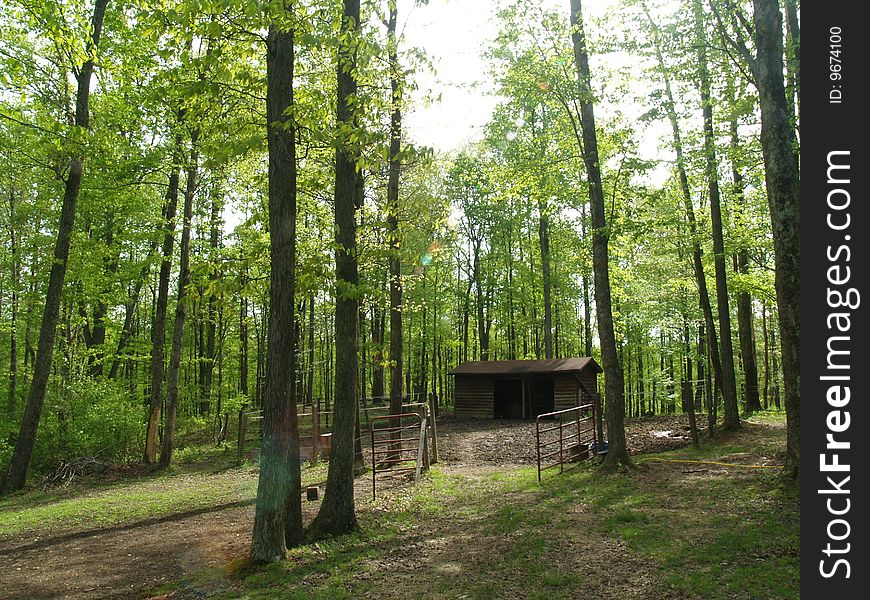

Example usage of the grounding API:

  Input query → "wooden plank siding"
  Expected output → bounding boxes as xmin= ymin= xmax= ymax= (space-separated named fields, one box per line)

xmin=578 ymin=372 xmax=598 ymax=400
xmin=454 ymin=376 xmax=494 ymax=418
xmin=554 ymin=375 xmax=579 ymax=411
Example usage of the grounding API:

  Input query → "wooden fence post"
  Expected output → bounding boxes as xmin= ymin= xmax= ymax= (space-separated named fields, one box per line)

xmin=237 ymin=409 xmax=247 ymax=462
xmin=428 ymin=392 xmax=439 ymax=465
xmin=312 ymin=401 xmax=320 ymax=465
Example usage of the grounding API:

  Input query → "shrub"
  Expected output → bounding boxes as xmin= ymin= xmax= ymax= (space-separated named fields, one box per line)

xmin=28 ymin=379 xmax=145 ymax=473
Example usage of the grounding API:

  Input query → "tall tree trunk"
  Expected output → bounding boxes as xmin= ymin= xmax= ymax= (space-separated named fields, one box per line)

xmin=108 ymin=239 xmax=158 ymax=380
xmin=239 ymin=256 xmax=249 ymax=399
xmin=683 ymin=314 xmax=700 ymax=448
xmin=251 ymin=12 xmax=303 ymax=562
xmin=579 ymin=203 xmax=593 ymax=356
xmin=569 ymin=0 xmax=628 ymax=466
xmin=539 ymin=207 xmax=553 ymax=359
xmin=642 ymin=2 xmax=726 ymax=429
xmin=729 ymin=117 xmax=761 ymax=413
xmin=473 ymin=242 xmax=489 ymax=360
xmin=359 ymin=304 xmax=367 ymax=401
xmin=752 ymin=0 xmax=800 ymax=477
xmin=160 ymin=133 xmax=198 ymax=468
xmin=637 ymin=342 xmax=645 ymax=415
xmin=2 ymin=0 xmax=109 ymax=493
xmin=8 ymin=184 xmax=19 ymax=414
xmin=370 ymin=300 xmax=385 ymax=400
xmin=761 ymin=302 xmax=769 ymax=409
xmin=693 ymin=0 xmax=739 ymax=429
xmin=200 ymin=187 xmax=221 ymax=413
xmin=462 ymin=279 xmax=471 ymax=363
xmin=145 ymin=153 xmax=181 ymax=464
xmin=507 ymin=224 xmax=516 ymax=360
xmin=784 ymin=0 xmax=800 ymax=140
xmin=87 ymin=215 xmax=117 ymax=378
xmin=308 ymin=0 xmax=361 ymax=538
xmin=385 ymin=3 xmax=404 ymax=416
xmin=307 ymin=292 xmax=316 ymax=405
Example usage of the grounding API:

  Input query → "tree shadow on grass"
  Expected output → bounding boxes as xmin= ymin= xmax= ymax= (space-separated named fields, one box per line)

xmin=0 ymin=498 xmax=255 ymax=555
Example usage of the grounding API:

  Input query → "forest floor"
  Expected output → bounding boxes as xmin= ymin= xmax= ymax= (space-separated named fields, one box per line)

xmin=0 ymin=413 xmax=798 ymax=599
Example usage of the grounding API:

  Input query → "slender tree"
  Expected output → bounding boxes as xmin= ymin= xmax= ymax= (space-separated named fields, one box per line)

xmin=159 ymin=130 xmax=199 ymax=468
xmin=145 ymin=145 xmax=181 ymax=464
xmin=569 ymin=0 xmax=628 ymax=466
xmin=729 ymin=113 xmax=761 ymax=413
xmin=2 ymin=0 xmax=110 ymax=493
xmin=693 ymin=0 xmax=739 ymax=429
xmin=386 ymin=1 xmax=404 ymax=416
xmin=7 ymin=183 xmax=19 ymax=414
xmin=641 ymin=2 xmax=727 ymax=431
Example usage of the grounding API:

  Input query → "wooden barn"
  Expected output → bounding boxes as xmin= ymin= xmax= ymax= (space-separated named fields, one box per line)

xmin=449 ymin=358 xmax=602 ymax=419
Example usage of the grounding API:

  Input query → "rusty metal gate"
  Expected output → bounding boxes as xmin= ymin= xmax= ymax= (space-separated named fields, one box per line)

xmin=369 ymin=412 xmax=428 ymax=499
xmin=535 ymin=403 xmax=597 ymax=481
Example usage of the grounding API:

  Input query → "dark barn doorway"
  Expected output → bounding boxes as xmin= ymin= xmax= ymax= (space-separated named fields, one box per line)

xmin=494 ymin=378 xmax=524 ymax=418
xmin=529 ymin=377 xmax=554 ymax=417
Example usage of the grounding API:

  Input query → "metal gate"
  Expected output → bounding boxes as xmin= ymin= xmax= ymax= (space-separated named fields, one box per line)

xmin=369 ymin=412 xmax=429 ymax=499
xmin=535 ymin=403 xmax=597 ymax=481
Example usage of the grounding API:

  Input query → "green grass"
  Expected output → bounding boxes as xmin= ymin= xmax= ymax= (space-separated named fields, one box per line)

xmin=0 ymin=468 xmax=258 ymax=536
xmin=0 ymin=457 xmax=329 ymax=538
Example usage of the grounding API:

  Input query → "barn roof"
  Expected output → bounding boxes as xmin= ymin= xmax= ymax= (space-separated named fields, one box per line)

xmin=449 ymin=357 xmax=602 ymax=376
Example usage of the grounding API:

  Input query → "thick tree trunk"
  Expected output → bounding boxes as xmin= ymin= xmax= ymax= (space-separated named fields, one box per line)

xmin=752 ymin=0 xmax=800 ymax=477
xmin=251 ymin=15 xmax=303 ymax=562
xmin=784 ymin=0 xmax=800 ymax=138
xmin=2 ymin=0 xmax=109 ymax=493
xmin=307 ymin=0 xmax=361 ymax=539
xmin=694 ymin=0 xmax=739 ymax=430
xmin=569 ymin=0 xmax=628 ymax=466
xmin=579 ymin=203 xmax=593 ymax=356
xmin=159 ymin=137 xmax=198 ymax=468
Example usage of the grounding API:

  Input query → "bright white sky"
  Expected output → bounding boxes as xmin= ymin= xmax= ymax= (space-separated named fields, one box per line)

xmin=397 ymin=0 xmax=624 ymax=153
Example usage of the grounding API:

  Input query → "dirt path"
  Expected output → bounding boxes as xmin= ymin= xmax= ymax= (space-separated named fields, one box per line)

xmin=0 ymin=415 xmax=717 ymax=599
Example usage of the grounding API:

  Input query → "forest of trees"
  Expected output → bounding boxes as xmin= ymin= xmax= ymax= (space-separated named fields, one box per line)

xmin=0 ymin=0 xmax=798 ymax=559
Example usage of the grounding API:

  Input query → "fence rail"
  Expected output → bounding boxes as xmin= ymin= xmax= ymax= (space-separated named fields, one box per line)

xmin=237 ymin=399 xmax=439 ymax=469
